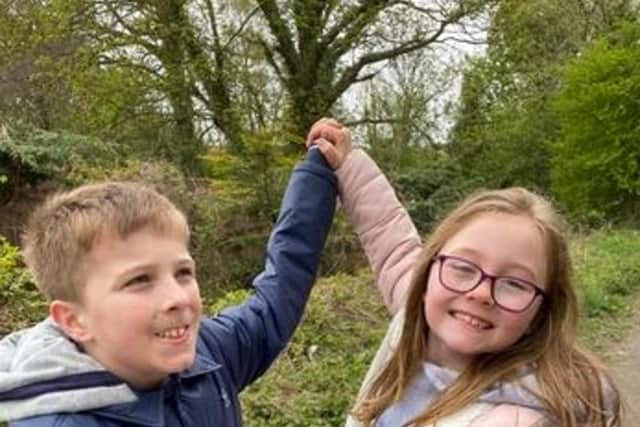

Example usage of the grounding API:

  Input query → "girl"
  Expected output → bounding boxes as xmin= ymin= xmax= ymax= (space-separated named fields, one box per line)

xmin=307 ymin=119 xmax=621 ymax=427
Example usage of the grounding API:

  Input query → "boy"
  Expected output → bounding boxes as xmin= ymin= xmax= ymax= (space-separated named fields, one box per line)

xmin=0 ymin=129 xmax=351 ymax=426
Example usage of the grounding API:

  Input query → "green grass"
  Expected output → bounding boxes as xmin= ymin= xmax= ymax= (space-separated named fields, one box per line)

xmin=572 ymin=229 xmax=640 ymax=350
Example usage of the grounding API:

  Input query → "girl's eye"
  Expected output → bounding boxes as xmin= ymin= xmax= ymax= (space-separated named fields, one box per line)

xmin=500 ymin=278 xmax=532 ymax=293
xmin=448 ymin=262 xmax=476 ymax=276
xmin=124 ymin=274 xmax=151 ymax=288
xmin=176 ymin=267 xmax=194 ymax=280
xmin=452 ymin=264 xmax=475 ymax=273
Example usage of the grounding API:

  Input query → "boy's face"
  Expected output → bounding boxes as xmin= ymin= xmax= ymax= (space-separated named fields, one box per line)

xmin=74 ymin=225 xmax=202 ymax=389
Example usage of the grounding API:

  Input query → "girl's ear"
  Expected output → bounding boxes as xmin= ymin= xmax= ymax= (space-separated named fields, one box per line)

xmin=50 ymin=300 xmax=93 ymax=343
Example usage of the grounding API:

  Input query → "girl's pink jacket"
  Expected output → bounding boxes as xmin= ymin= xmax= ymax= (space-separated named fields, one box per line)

xmin=336 ymin=149 xmax=546 ymax=427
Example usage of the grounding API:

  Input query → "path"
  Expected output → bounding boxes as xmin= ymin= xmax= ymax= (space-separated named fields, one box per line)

xmin=606 ymin=313 xmax=640 ymax=421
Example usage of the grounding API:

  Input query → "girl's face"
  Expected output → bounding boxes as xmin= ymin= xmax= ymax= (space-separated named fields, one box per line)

xmin=423 ymin=212 xmax=547 ymax=371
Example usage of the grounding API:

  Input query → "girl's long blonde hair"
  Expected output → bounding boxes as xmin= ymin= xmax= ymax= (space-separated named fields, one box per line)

xmin=353 ymin=187 xmax=620 ymax=426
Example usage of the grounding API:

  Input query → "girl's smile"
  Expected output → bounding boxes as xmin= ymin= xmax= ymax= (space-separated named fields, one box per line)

xmin=423 ymin=212 xmax=547 ymax=371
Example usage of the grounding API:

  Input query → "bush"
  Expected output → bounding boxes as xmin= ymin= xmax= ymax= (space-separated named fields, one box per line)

xmin=194 ymin=139 xmax=366 ymax=294
xmin=206 ymin=272 xmax=388 ymax=426
xmin=0 ymin=237 xmax=46 ymax=336
xmin=383 ymin=148 xmax=478 ymax=234
xmin=0 ymin=121 xmax=119 ymax=204
xmin=573 ymin=229 xmax=640 ymax=312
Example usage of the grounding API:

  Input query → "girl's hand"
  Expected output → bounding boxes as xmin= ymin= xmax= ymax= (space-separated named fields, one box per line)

xmin=305 ymin=118 xmax=352 ymax=170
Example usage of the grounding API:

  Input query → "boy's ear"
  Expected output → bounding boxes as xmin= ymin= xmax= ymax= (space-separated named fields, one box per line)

xmin=50 ymin=300 xmax=92 ymax=342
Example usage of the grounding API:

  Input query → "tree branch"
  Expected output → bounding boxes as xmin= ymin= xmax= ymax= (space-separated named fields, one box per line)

xmin=223 ymin=6 xmax=261 ymax=52
xmin=320 ymin=0 xmax=392 ymax=49
xmin=258 ymin=37 xmax=285 ymax=84
xmin=329 ymin=8 xmax=466 ymax=104
xmin=344 ymin=117 xmax=402 ymax=127
xmin=203 ymin=0 xmax=222 ymax=54
xmin=257 ymin=0 xmax=300 ymax=75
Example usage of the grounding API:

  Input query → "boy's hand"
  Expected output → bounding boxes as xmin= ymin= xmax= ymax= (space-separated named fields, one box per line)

xmin=305 ymin=118 xmax=352 ymax=170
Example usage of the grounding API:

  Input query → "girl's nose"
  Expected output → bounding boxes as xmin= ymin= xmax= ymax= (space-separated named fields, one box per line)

xmin=464 ymin=277 xmax=495 ymax=306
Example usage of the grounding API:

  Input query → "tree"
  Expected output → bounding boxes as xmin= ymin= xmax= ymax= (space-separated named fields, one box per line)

xmin=0 ymin=0 xmax=83 ymax=129
xmin=83 ymin=0 xmax=244 ymax=168
xmin=1 ymin=1 xmax=495 ymax=173
xmin=448 ymin=0 xmax=630 ymax=191
xmin=551 ymin=19 xmax=640 ymax=221
xmin=255 ymin=0 xmax=493 ymax=138
xmin=0 ymin=0 xmax=169 ymax=166
xmin=356 ymin=51 xmax=454 ymax=170
xmin=448 ymin=56 xmax=557 ymax=190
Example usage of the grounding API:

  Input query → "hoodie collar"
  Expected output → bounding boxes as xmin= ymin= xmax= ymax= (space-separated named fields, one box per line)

xmin=84 ymin=353 xmax=221 ymax=426
xmin=422 ymin=361 xmax=545 ymax=411
xmin=0 ymin=318 xmax=221 ymax=423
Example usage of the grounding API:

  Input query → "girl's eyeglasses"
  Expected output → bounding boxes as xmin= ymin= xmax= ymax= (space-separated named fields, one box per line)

xmin=433 ymin=254 xmax=546 ymax=313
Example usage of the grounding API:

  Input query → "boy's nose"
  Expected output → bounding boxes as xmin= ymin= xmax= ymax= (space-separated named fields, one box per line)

xmin=162 ymin=279 xmax=191 ymax=311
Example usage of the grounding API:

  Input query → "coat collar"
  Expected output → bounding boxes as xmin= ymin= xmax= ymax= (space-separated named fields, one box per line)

xmin=92 ymin=353 xmax=221 ymax=426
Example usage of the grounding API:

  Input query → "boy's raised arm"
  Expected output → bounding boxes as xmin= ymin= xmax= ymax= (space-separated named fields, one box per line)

xmin=198 ymin=147 xmax=337 ymax=392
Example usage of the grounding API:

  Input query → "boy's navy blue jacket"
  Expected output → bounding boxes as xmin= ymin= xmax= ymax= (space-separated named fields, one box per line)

xmin=0 ymin=149 xmax=337 ymax=426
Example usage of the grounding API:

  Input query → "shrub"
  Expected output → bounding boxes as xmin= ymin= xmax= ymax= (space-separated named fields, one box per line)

xmin=0 ymin=121 xmax=118 ymax=204
xmin=206 ymin=272 xmax=388 ymax=426
xmin=385 ymin=149 xmax=478 ymax=234
xmin=0 ymin=237 xmax=46 ymax=336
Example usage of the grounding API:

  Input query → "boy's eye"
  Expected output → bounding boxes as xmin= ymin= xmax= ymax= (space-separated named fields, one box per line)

xmin=124 ymin=274 xmax=151 ymax=288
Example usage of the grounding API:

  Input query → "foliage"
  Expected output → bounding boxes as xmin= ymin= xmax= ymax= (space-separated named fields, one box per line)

xmin=254 ymin=0 xmax=492 ymax=137
xmin=192 ymin=130 xmax=299 ymax=292
xmin=572 ymin=229 xmax=640 ymax=347
xmin=0 ymin=0 xmax=83 ymax=129
xmin=1 ymin=0 xmax=495 ymax=167
xmin=386 ymin=148 xmax=478 ymax=234
xmin=0 ymin=121 xmax=119 ymax=204
xmin=194 ymin=131 xmax=365 ymax=293
xmin=550 ymin=20 xmax=640 ymax=222
xmin=0 ymin=237 xmax=46 ymax=337
xmin=448 ymin=0 xmax=630 ymax=192
xmin=448 ymin=56 xmax=556 ymax=191
xmin=206 ymin=272 xmax=388 ymax=427
xmin=351 ymin=51 xmax=475 ymax=234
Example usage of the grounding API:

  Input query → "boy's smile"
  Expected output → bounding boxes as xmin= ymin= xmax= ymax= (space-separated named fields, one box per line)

xmin=69 ymin=225 xmax=202 ymax=389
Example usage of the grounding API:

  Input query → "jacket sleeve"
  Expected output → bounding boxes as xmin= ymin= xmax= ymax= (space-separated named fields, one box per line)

xmin=336 ymin=149 xmax=422 ymax=314
xmin=198 ymin=148 xmax=337 ymax=392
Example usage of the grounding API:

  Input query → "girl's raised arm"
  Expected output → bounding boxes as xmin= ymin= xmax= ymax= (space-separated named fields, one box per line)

xmin=336 ymin=149 xmax=422 ymax=314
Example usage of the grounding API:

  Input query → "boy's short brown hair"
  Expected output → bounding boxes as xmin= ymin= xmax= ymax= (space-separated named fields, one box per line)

xmin=23 ymin=182 xmax=189 ymax=302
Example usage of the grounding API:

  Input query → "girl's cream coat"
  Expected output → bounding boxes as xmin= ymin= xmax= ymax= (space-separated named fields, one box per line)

xmin=336 ymin=149 xmax=545 ymax=427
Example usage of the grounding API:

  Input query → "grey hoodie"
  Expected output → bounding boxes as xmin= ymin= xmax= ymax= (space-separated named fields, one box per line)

xmin=0 ymin=318 xmax=136 ymax=421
